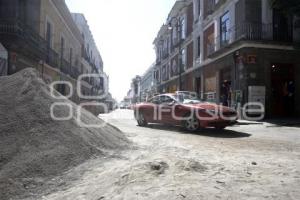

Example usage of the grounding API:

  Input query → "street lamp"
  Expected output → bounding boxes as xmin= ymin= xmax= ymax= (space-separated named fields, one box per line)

xmin=168 ymin=17 xmax=183 ymax=91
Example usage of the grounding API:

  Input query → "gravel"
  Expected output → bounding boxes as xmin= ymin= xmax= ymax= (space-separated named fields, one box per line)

xmin=0 ymin=68 xmax=130 ymax=199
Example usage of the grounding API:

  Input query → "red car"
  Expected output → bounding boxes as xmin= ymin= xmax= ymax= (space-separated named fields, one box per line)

xmin=134 ymin=93 xmax=237 ymax=131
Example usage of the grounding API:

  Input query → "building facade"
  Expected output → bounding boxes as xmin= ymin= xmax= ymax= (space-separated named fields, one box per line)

xmin=0 ymin=0 xmax=109 ymax=108
xmin=151 ymin=0 xmax=300 ymax=117
xmin=0 ymin=0 xmax=83 ymax=102
xmin=153 ymin=0 xmax=194 ymax=94
xmin=130 ymin=75 xmax=141 ymax=104
xmin=71 ymin=13 xmax=103 ymax=73
xmin=140 ymin=63 xmax=158 ymax=102
xmin=71 ymin=13 xmax=107 ymax=99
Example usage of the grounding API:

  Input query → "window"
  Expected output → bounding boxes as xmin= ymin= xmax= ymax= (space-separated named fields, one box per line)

xmin=87 ymin=44 xmax=90 ymax=59
xmin=46 ymin=22 xmax=52 ymax=49
xmin=172 ymin=26 xmax=177 ymax=45
xmin=171 ymin=59 xmax=178 ymax=76
xmin=167 ymin=62 xmax=171 ymax=78
xmin=60 ymin=36 xmax=65 ymax=61
xmin=197 ymin=0 xmax=201 ymax=17
xmin=204 ymin=0 xmax=216 ymax=18
xmin=197 ymin=36 xmax=200 ymax=57
xmin=69 ymin=48 xmax=73 ymax=66
xmin=157 ymin=70 xmax=160 ymax=81
xmin=162 ymin=65 xmax=167 ymax=81
xmin=168 ymin=35 xmax=172 ymax=53
xmin=99 ymin=77 xmax=104 ymax=90
xmin=181 ymin=49 xmax=186 ymax=69
xmin=180 ymin=15 xmax=186 ymax=40
xmin=220 ymin=11 xmax=230 ymax=46
xmin=204 ymin=24 xmax=215 ymax=58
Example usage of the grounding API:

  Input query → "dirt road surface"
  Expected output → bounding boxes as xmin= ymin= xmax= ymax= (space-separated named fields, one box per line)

xmin=41 ymin=109 xmax=300 ymax=200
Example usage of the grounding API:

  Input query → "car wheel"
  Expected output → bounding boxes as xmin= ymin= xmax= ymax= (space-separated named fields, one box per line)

xmin=183 ymin=115 xmax=200 ymax=132
xmin=137 ymin=112 xmax=148 ymax=127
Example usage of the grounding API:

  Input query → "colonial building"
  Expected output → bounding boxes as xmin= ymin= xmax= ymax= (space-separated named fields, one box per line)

xmin=151 ymin=0 xmax=300 ymax=117
xmin=71 ymin=13 xmax=103 ymax=73
xmin=153 ymin=0 xmax=194 ymax=94
xmin=0 ymin=0 xmax=83 ymax=102
xmin=192 ymin=0 xmax=300 ymax=117
xmin=0 ymin=0 xmax=110 ymax=109
xmin=130 ymin=75 xmax=141 ymax=104
xmin=140 ymin=63 xmax=158 ymax=102
xmin=71 ymin=13 xmax=106 ymax=99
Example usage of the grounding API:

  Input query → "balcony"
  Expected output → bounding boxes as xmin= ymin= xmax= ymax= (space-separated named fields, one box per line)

xmin=0 ymin=19 xmax=47 ymax=53
xmin=0 ymin=19 xmax=81 ymax=79
xmin=46 ymin=48 xmax=60 ymax=69
xmin=207 ymin=22 xmax=295 ymax=58
xmin=60 ymin=58 xmax=80 ymax=80
xmin=162 ymin=51 xmax=169 ymax=60
xmin=203 ymin=0 xmax=216 ymax=19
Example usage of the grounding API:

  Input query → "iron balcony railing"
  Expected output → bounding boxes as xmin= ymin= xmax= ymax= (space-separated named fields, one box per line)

xmin=207 ymin=22 xmax=294 ymax=57
xmin=46 ymin=48 xmax=60 ymax=69
xmin=0 ymin=19 xmax=47 ymax=52
xmin=203 ymin=0 xmax=216 ymax=19
xmin=60 ymin=58 xmax=81 ymax=80
xmin=0 ymin=19 xmax=81 ymax=79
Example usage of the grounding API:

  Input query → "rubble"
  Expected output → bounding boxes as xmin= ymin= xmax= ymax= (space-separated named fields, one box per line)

xmin=0 ymin=68 xmax=130 ymax=199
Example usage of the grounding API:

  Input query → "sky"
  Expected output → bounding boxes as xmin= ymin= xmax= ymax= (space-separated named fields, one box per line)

xmin=65 ymin=0 xmax=176 ymax=101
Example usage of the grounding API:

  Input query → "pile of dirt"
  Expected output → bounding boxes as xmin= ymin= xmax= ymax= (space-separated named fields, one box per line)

xmin=0 ymin=68 xmax=130 ymax=199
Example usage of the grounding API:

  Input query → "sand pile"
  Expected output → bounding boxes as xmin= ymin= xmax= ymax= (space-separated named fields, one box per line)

xmin=0 ymin=68 xmax=130 ymax=199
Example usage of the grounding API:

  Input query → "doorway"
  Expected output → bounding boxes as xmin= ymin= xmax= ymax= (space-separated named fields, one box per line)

xmin=195 ymin=77 xmax=201 ymax=96
xmin=220 ymin=68 xmax=232 ymax=106
xmin=273 ymin=9 xmax=293 ymax=42
xmin=271 ymin=64 xmax=295 ymax=117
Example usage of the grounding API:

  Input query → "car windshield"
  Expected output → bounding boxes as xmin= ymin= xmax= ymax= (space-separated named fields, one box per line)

xmin=172 ymin=94 xmax=202 ymax=104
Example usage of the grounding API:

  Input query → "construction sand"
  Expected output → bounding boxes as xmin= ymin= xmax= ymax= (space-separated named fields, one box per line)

xmin=0 ymin=68 xmax=130 ymax=199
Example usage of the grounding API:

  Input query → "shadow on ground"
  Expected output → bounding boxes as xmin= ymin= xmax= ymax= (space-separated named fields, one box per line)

xmin=237 ymin=122 xmax=263 ymax=126
xmin=263 ymin=118 xmax=300 ymax=128
xmin=142 ymin=124 xmax=251 ymax=138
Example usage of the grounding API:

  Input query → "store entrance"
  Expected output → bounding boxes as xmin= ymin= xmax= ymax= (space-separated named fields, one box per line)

xmin=220 ymin=68 xmax=232 ymax=107
xmin=195 ymin=77 xmax=201 ymax=97
xmin=271 ymin=64 xmax=295 ymax=117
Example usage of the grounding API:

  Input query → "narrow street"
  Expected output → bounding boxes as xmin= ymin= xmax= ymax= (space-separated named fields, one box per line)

xmin=43 ymin=109 xmax=300 ymax=200
xmin=1 ymin=1 xmax=300 ymax=200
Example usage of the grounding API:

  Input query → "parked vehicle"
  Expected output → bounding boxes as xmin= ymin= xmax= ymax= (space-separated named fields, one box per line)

xmin=119 ymin=102 xmax=127 ymax=109
xmin=134 ymin=93 xmax=237 ymax=131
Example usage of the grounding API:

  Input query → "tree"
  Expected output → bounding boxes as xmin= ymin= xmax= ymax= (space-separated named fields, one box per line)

xmin=270 ymin=0 xmax=300 ymax=16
